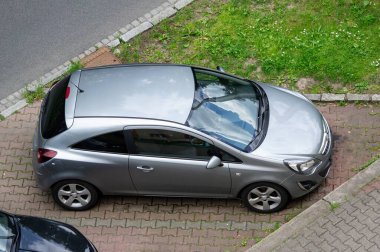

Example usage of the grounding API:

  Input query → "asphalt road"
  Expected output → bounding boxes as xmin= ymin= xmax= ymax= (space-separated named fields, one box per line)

xmin=0 ymin=0 xmax=167 ymax=100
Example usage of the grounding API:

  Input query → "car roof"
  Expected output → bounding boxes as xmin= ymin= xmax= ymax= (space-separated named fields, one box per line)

xmin=74 ymin=65 xmax=195 ymax=124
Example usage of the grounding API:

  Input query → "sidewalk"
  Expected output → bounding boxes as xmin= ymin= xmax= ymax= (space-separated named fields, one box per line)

xmin=249 ymin=160 xmax=380 ymax=252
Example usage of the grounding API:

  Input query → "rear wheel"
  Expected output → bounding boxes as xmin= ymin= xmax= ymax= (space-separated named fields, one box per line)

xmin=52 ymin=180 xmax=99 ymax=211
xmin=241 ymin=182 xmax=288 ymax=213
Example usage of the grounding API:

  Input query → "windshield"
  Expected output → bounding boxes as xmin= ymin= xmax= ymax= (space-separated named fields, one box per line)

xmin=0 ymin=212 xmax=16 ymax=252
xmin=186 ymin=69 xmax=260 ymax=151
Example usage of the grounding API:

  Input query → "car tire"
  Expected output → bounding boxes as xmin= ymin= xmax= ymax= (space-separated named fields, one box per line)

xmin=241 ymin=182 xmax=288 ymax=213
xmin=52 ymin=180 xmax=99 ymax=211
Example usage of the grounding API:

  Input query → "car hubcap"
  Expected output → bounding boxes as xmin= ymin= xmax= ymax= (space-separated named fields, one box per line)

xmin=247 ymin=186 xmax=281 ymax=211
xmin=58 ymin=184 xmax=91 ymax=208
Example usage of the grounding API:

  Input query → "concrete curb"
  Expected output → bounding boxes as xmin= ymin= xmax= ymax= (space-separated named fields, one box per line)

xmin=0 ymin=0 xmax=194 ymax=118
xmin=247 ymin=159 xmax=380 ymax=252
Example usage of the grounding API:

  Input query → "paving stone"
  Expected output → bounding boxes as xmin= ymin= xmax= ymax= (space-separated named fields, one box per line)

xmin=321 ymin=93 xmax=345 ymax=101
xmin=347 ymin=94 xmax=370 ymax=101
xmin=186 ymin=220 xmax=201 ymax=229
xmin=126 ymin=219 xmax=142 ymax=228
xmin=170 ymin=220 xmax=186 ymax=229
xmin=371 ymin=94 xmax=380 ymax=101
xmin=155 ymin=220 xmax=171 ymax=228
xmin=304 ymin=93 xmax=321 ymax=101
xmin=111 ymin=219 xmax=126 ymax=227
xmin=120 ymin=22 xmax=153 ymax=42
xmin=174 ymin=0 xmax=193 ymax=10
xmin=149 ymin=7 xmax=177 ymax=25
xmin=81 ymin=218 xmax=96 ymax=227
xmin=107 ymin=39 xmax=120 ymax=48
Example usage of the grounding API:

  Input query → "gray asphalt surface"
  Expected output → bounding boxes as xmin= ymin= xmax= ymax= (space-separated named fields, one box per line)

xmin=0 ymin=0 xmax=167 ymax=100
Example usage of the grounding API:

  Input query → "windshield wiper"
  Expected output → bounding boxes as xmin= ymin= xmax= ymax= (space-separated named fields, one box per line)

xmin=192 ymin=93 xmax=257 ymax=109
xmin=0 ymin=235 xmax=16 ymax=239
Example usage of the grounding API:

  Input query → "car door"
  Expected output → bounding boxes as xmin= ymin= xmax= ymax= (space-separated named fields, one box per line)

xmin=68 ymin=130 xmax=135 ymax=195
xmin=125 ymin=126 xmax=232 ymax=197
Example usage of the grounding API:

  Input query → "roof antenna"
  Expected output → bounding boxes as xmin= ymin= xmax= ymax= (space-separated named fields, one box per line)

xmin=70 ymin=81 xmax=84 ymax=93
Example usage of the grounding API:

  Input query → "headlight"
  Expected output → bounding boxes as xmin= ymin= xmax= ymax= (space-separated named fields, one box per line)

xmin=284 ymin=159 xmax=320 ymax=173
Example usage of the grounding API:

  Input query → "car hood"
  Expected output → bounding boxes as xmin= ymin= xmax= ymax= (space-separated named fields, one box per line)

xmin=254 ymin=83 xmax=324 ymax=157
xmin=16 ymin=216 xmax=95 ymax=252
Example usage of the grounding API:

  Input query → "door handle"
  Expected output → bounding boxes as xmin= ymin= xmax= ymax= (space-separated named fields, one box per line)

xmin=136 ymin=166 xmax=154 ymax=172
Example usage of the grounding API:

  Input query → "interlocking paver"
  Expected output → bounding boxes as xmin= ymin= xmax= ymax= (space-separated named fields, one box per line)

xmin=261 ymin=175 xmax=380 ymax=252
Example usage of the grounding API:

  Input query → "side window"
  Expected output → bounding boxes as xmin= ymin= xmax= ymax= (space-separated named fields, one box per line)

xmin=128 ymin=129 xmax=240 ymax=162
xmin=72 ymin=131 xmax=127 ymax=154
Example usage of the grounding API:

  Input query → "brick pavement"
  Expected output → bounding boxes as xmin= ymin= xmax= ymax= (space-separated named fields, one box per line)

xmin=0 ymin=102 xmax=379 ymax=251
xmin=254 ymin=165 xmax=380 ymax=252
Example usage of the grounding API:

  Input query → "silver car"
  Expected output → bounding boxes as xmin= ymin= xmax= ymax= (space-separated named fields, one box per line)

xmin=32 ymin=64 xmax=332 ymax=213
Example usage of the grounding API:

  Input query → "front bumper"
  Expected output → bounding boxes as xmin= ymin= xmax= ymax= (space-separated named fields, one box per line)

xmin=281 ymin=129 xmax=333 ymax=199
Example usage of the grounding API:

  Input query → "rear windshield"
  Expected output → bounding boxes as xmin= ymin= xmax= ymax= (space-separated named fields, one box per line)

xmin=41 ymin=76 xmax=70 ymax=139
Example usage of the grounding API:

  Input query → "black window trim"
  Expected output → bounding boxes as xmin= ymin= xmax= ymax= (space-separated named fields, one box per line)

xmin=70 ymin=130 xmax=129 ymax=155
xmin=124 ymin=125 xmax=242 ymax=163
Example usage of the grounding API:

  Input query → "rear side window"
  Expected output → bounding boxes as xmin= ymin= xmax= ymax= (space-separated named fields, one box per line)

xmin=72 ymin=131 xmax=127 ymax=154
xmin=41 ymin=76 xmax=70 ymax=139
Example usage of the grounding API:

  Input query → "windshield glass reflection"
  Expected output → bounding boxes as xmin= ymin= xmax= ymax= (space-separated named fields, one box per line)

xmin=187 ymin=70 xmax=259 ymax=151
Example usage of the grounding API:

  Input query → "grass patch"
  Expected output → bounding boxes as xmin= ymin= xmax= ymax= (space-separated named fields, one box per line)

xmin=0 ymin=114 xmax=5 ymax=121
xmin=23 ymin=85 xmax=45 ymax=104
xmin=118 ymin=0 xmax=380 ymax=93
xmin=65 ymin=61 xmax=83 ymax=76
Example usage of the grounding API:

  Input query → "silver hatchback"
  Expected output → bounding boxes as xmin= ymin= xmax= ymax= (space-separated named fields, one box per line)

xmin=32 ymin=64 xmax=332 ymax=213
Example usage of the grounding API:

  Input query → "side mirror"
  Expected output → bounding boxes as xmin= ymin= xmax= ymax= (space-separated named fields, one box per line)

xmin=207 ymin=156 xmax=223 ymax=169
xmin=217 ymin=66 xmax=225 ymax=72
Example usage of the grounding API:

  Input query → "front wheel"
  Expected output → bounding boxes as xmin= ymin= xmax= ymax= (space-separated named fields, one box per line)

xmin=52 ymin=180 xmax=99 ymax=211
xmin=241 ymin=182 xmax=289 ymax=213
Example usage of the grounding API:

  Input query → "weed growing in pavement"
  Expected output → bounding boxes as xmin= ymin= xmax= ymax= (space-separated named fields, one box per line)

xmin=23 ymin=85 xmax=45 ymax=104
xmin=338 ymin=100 xmax=348 ymax=106
xmin=0 ymin=114 xmax=4 ymax=121
xmin=329 ymin=201 xmax=341 ymax=211
xmin=285 ymin=210 xmax=302 ymax=222
xmin=264 ymin=221 xmax=281 ymax=234
xmin=240 ymin=238 xmax=248 ymax=247
xmin=254 ymin=237 xmax=263 ymax=243
xmin=118 ymin=0 xmax=380 ymax=93
xmin=354 ymin=155 xmax=380 ymax=172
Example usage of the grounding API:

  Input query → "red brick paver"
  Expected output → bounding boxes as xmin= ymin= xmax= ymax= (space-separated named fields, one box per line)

xmin=0 ymin=102 xmax=379 ymax=251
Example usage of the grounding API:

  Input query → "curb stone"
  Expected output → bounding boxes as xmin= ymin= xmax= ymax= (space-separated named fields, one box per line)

xmin=247 ymin=159 xmax=380 ymax=252
xmin=0 ymin=0 xmax=379 ymax=118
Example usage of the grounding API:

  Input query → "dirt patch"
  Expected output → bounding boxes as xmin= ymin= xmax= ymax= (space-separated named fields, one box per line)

xmin=296 ymin=77 xmax=318 ymax=90
xmin=81 ymin=47 xmax=121 ymax=68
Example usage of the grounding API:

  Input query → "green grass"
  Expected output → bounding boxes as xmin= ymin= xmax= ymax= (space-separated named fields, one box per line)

xmin=65 ymin=61 xmax=83 ymax=76
xmin=118 ymin=0 xmax=380 ymax=93
xmin=0 ymin=114 xmax=5 ymax=121
xmin=23 ymin=85 xmax=46 ymax=104
xmin=329 ymin=201 xmax=341 ymax=211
